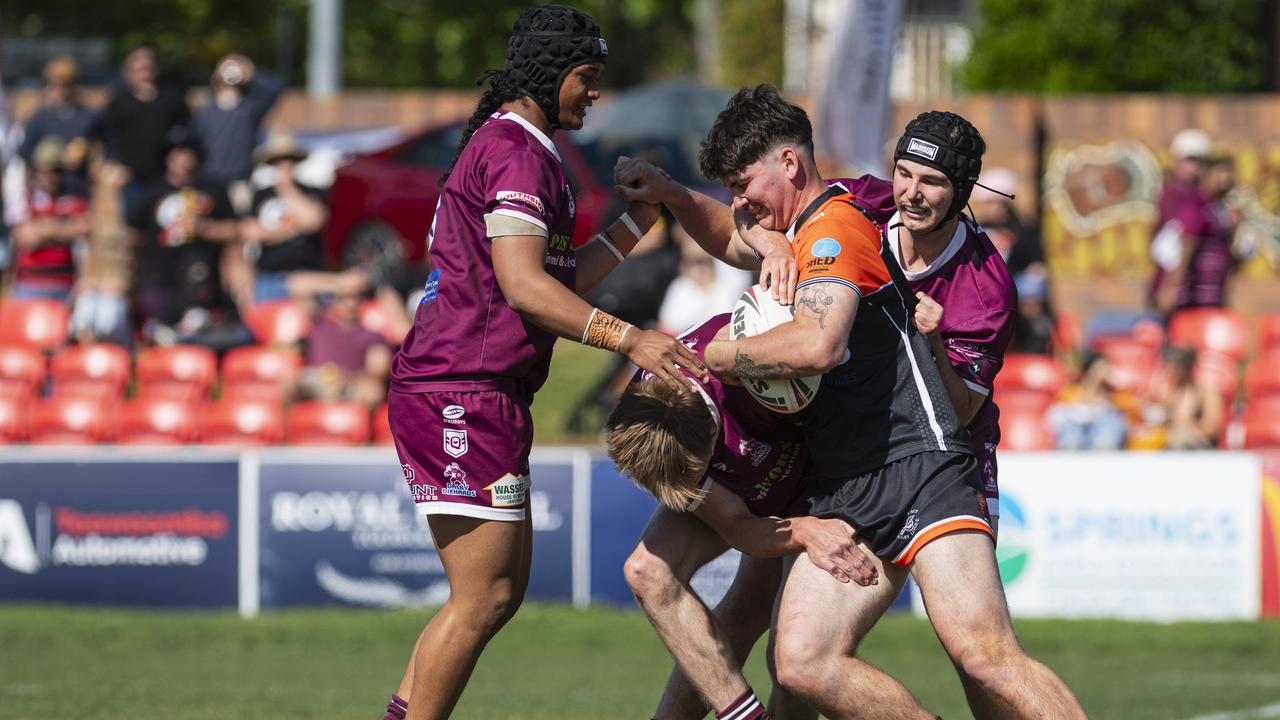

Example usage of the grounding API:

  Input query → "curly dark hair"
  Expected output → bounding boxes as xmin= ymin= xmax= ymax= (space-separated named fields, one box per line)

xmin=698 ymin=84 xmax=813 ymax=181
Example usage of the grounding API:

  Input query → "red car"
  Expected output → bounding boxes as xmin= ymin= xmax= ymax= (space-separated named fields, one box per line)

xmin=324 ymin=121 xmax=616 ymax=271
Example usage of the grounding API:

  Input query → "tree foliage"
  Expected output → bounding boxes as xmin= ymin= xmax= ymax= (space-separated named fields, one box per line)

xmin=964 ymin=0 xmax=1268 ymax=92
xmin=2 ymin=0 xmax=698 ymax=89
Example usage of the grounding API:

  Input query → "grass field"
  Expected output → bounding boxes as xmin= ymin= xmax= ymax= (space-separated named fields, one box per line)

xmin=2 ymin=603 xmax=1278 ymax=719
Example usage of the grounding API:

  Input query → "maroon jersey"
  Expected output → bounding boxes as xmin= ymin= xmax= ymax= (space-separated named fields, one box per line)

xmin=1174 ymin=191 xmax=1236 ymax=310
xmin=391 ymin=111 xmax=577 ymax=395
xmin=636 ymin=314 xmax=809 ymax=518
xmin=829 ymin=176 xmax=1015 ymax=513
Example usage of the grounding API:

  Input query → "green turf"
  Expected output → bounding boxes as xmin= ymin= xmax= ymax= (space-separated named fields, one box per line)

xmin=1 ymin=603 xmax=1278 ymax=719
xmin=530 ymin=339 xmax=616 ymax=444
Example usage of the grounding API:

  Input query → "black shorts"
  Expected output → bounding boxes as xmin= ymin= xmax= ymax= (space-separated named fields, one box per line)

xmin=808 ymin=451 xmax=992 ymax=567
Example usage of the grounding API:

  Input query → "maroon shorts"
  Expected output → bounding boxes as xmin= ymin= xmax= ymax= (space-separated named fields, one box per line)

xmin=388 ymin=381 xmax=533 ymax=522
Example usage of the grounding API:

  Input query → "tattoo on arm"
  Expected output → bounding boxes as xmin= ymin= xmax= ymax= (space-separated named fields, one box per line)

xmin=731 ymin=349 xmax=797 ymax=379
xmin=794 ymin=285 xmax=835 ymax=329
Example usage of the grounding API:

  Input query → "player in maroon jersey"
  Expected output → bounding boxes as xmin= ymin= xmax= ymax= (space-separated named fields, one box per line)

xmin=380 ymin=7 xmax=704 ymax=719
xmin=608 ymin=313 xmax=877 ymax=720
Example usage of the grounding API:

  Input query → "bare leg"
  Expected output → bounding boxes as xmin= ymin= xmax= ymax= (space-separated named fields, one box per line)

xmin=773 ymin=547 xmax=929 ymax=720
xmin=396 ymin=510 xmax=533 ymax=702
xmin=765 ymin=555 xmax=817 ymax=720
xmin=654 ymin=553 xmax=782 ymax=719
xmin=912 ymin=530 xmax=1087 ymax=720
xmin=625 ymin=507 xmax=758 ymax=716
xmin=403 ymin=513 xmax=531 ymax=720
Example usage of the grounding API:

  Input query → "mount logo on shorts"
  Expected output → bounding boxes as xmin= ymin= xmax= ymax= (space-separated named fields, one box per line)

xmin=906 ymin=138 xmax=939 ymax=161
xmin=0 ymin=500 xmax=40 ymax=574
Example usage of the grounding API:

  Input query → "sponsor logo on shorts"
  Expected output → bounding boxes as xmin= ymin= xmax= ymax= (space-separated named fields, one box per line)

xmin=496 ymin=190 xmax=545 ymax=216
xmin=486 ymin=473 xmax=529 ymax=508
xmin=402 ymin=464 xmax=415 ymax=482
xmin=897 ymin=508 xmax=921 ymax=540
xmin=811 ymin=237 xmax=842 ymax=258
xmin=906 ymin=138 xmax=940 ymax=161
xmin=443 ymin=429 xmax=468 ymax=458
xmin=409 ymin=484 xmax=438 ymax=502
xmin=442 ymin=405 xmax=466 ymax=425
xmin=441 ymin=463 xmax=477 ymax=497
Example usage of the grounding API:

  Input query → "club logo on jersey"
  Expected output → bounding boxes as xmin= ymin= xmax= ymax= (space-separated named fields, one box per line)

xmin=442 ymin=405 xmax=466 ymax=424
xmin=811 ymin=238 xmax=842 ymax=258
xmin=441 ymin=463 xmax=477 ymax=497
xmin=906 ymin=138 xmax=940 ymax=161
xmin=496 ymin=190 xmax=545 ymax=216
xmin=738 ymin=437 xmax=772 ymax=467
xmin=486 ymin=473 xmax=529 ymax=508
xmin=444 ymin=429 xmax=468 ymax=458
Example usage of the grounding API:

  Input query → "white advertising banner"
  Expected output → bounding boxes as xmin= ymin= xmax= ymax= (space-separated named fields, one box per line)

xmin=914 ymin=453 xmax=1262 ymax=621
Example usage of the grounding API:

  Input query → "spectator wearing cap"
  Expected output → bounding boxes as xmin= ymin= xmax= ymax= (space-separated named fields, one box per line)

xmin=1148 ymin=129 xmax=1211 ymax=314
xmin=6 ymin=137 xmax=91 ymax=301
xmin=17 ymin=56 xmax=98 ymax=177
xmin=100 ymin=46 xmax=190 ymax=192
xmin=238 ymin=130 xmax=365 ymax=303
xmin=191 ymin=54 xmax=283 ymax=200
xmin=127 ymin=128 xmax=244 ymax=348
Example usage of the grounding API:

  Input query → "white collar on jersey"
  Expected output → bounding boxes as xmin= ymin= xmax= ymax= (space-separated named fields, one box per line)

xmin=692 ymin=380 xmax=722 ymax=432
xmin=493 ymin=111 xmax=561 ymax=162
xmin=888 ymin=210 xmax=971 ymax=281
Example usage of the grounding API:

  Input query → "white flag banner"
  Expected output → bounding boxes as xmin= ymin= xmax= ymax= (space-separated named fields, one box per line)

xmin=817 ymin=0 xmax=903 ymax=175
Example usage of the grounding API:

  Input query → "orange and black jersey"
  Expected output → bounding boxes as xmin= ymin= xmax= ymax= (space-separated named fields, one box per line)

xmin=789 ymin=187 xmax=972 ymax=481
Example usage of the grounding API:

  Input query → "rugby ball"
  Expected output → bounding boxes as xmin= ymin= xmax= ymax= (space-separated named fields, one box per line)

xmin=729 ymin=284 xmax=821 ymax=414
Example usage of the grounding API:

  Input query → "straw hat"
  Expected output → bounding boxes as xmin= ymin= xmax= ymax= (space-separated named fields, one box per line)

xmin=253 ymin=130 xmax=308 ymax=165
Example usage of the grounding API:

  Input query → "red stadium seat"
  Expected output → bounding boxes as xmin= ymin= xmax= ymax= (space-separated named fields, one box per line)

xmin=372 ymin=402 xmax=393 ymax=445
xmin=1168 ymin=308 xmax=1249 ymax=364
xmin=1091 ymin=337 xmax=1159 ymax=392
xmin=203 ymin=398 xmax=285 ymax=445
xmin=1246 ymin=349 xmax=1280 ymax=398
xmin=0 ymin=299 xmax=69 ymax=351
xmin=999 ymin=407 xmax=1055 ymax=451
xmin=118 ymin=398 xmax=202 ymax=445
xmin=1052 ymin=310 xmax=1082 ymax=354
xmin=360 ymin=299 xmax=408 ymax=344
xmin=1240 ymin=408 xmax=1280 ymax=449
xmin=287 ymin=401 xmax=371 ymax=445
xmin=0 ymin=395 xmax=29 ymax=443
xmin=996 ymin=387 xmax=1056 ymax=416
xmin=29 ymin=395 xmax=118 ymax=444
xmin=222 ymin=346 xmax=303 ymax=385
xmin=135 ymin=345 xmax=217 ymax=400
xmin=0 ymin=345 xmax=47 ymax=397
xmin=50 ymin=343 xmax=131 ymax=396
xmin=219 ymin=381 xmax=288 ymax=405
xmin=244 ymin=300 xmax=312 ymax=346
xmin=994 ymin=354 xmax=1068 ymax=396
xmin=1258 ymin=313 xmax=1280 ymax=353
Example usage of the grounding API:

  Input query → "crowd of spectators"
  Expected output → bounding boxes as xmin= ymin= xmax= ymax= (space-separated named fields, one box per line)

xmin=0 ymin=52 xmax=412 ymax=442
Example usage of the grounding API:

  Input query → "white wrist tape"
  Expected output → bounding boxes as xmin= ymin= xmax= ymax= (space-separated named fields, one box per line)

xmin=618 ymin=212 xmax=643 ymax=240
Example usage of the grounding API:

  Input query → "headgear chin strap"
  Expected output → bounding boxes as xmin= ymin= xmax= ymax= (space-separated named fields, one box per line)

xmin=504 ymin=5 xmax=608 ymax=130
xmin=893 ymin=111 xmax=986 ymax=232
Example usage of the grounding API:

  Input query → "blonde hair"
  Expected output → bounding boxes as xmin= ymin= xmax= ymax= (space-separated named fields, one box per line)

xmin=606 ymin=377 xmax=717 ymax=510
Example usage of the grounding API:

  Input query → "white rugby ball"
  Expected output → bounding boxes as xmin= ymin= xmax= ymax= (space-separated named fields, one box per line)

xmin=729 ymin=284 xmax=821 ymax=414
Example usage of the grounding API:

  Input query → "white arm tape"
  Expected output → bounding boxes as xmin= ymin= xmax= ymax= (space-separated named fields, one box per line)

xmin=618 ymin=212 xmax=642 ymax=240
xmin=593 ymin=232 xmax=625 ymax=263
xmin=581 ymin=308 xmax=599 ymax=344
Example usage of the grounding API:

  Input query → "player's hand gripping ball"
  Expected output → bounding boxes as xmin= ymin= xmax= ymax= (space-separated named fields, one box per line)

xmin=730 ymin=284 xmax=821 ymax=414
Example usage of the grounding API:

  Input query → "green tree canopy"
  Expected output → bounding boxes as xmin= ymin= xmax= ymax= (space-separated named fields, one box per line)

xmin=964 ymin=0 xmax=1268 ymax=93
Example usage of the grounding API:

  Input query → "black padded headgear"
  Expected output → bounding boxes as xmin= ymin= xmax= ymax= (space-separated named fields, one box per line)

xmin=893 ymin=111 xmax=985 ymax=229
xmin=504 ymin=5 xmax=608 ymax=130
